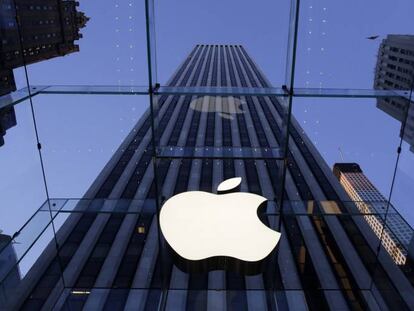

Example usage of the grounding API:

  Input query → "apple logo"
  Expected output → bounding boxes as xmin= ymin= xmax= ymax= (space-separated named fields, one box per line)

xmin=190 ymin=96 xmax=245 ymax=120
xmin=159 ymin=177 xmax=281 ymax=275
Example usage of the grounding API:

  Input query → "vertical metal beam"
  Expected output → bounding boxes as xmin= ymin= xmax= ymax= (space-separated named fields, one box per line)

xmin=143 ymin=0 xmax=167 ymax=307
xmin=9 ymin=0 xmax=68 ymax=299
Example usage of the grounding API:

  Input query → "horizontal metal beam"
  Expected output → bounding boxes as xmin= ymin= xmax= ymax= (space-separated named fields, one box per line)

xmin=0 ymin=85 xmax=411 ymax=109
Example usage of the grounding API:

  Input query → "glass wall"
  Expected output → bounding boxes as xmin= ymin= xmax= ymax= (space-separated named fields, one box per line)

xmin=1 ymin=0 xmax=414 ymax=310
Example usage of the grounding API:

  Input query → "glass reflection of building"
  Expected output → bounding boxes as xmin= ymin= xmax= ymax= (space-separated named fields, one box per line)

xmin=333 ymin=163 xmax=412 ymax=265
xmin=374 ymin=35 xmax=414 ymax=153
xmin=5 ymin=45 xmax=414 ymax=310
xmin=0 ymin=0 xmax=88 ymax=96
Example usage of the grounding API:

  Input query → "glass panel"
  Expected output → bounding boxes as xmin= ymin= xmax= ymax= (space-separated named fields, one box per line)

xmin=385 ymin=73 xmax=414 ymax=304
xmin=156 ymin=146 xmax=282 ymax=160
xmin=155 ymin=0 xmax=290 ymax=87
xmin=0 ymin=99 xmax=47 ymax=236
xmin=0 ymin=209 xmax=53 ymax=266
xmin=296 ymin=0 xmax=414 ymax=89
xmin=292 ymin=96 xmax=403 ymax=204
xmin=7 ymin=86 xmax=411 ymax=99
xmin=293 ymin=88 xmax=409 ymax=99
xmin=0 ymin=214 xmax=62 ymax=310
xmin=64 ymin=288 xmax=132 ymax=310
xmin=15 ymin=219 xmax=58 ymax=277
xmin=280 ymin=212 xmax=381 ymax=295
xmin=31 ymin=94 xmax=148 ymax=199
xmin=39 ymin=85 xmax=149 ymax=95
xmin=382 ymin=214 xmax=413 ymax=267
xmin=157 ymin=86 xmax=287 ymax=97
xmin=156 ymin=154 xmax=285 ymax=292
xmin=40 ymin=199 xmax=152 ymax=214
xmin=15 ymin=0 xmax=149 ymax=87
xmin=391 ymin=91 xmax=414 ymax=228
xmin=2 ymin=0 xmax=414 ymax=309
xmin=372 ymin=221 xmax=414 ymax=309
xmin=1 ymin=201 xmax=412 ymax=309
xmin=153 ymin=94 xmax=287 ymax=161
xmin=0 ymin=86 xmax=46 ymax=109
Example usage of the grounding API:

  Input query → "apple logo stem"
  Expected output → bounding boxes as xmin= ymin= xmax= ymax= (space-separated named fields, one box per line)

xmin=159 ymin=177 xmax=281 ymax=275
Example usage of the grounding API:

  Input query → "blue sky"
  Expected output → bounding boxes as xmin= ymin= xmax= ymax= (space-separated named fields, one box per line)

xmin=1 ymin=0 xmax=414 ymax=238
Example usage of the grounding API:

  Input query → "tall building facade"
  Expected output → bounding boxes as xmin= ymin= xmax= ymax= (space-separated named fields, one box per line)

xmin=333 ymin=163 xmax=412 ymax=265
xmin=0 ymin=0 xmax=88 ymax=96
xmin=4 ymin=45 xmax=414 ymax=310
xmin=374 ymin=35 xmax=414 ymax=152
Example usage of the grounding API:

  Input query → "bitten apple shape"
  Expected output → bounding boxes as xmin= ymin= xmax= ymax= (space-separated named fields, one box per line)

xmin=160 ymin=177 xmax=281 ymax=274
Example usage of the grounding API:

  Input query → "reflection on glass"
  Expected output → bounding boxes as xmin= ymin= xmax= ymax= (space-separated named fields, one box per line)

xmin=189 ymin=96 xmax=245 ymax=120
xmin=32 ymin=95 xmax=147 ymax=199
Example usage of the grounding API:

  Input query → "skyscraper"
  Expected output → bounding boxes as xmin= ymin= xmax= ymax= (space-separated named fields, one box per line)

xmin=4 ymin=45 xmax=414 ymax=310
xmin=0 ymin=0 xmax=88 ymax=96
xmin=374 ymin=35 xmax=414 ymax=152
xmin=333 ymin=163 xmax=412 ymax=265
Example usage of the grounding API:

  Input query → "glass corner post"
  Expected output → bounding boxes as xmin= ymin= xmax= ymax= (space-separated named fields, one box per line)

xmin=371 ymin=73 xmax=414 ymax=292
xmin=277 ymin=0 xmax=301 ymax=220
xmin=144 ymin=0 xmax=170 ymax=300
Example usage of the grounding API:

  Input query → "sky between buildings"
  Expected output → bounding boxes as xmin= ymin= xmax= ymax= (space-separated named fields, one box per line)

xmin=1 ymin=0 xmax=414 ymax=237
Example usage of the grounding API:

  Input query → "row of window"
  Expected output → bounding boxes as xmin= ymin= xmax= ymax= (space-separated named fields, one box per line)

xmin=388 ymin=54 xmax=414 ymax=66
xmin=390 ymin=46 xmax=414 ymax=57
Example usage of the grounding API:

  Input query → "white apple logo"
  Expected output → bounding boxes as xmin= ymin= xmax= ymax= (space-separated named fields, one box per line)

xmin=160 ymin=177 xmax=281 ymax=274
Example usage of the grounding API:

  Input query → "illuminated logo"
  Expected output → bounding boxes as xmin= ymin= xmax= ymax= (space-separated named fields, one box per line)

xmin=159 ymin=177 xmax=281 ymax=274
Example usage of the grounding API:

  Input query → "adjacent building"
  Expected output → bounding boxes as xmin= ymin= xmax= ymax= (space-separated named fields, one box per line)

xmin=0 ymin=233 xmax=20 ymax=307
xmin=333 ymin=163 xmax=412 ymax=265
xmin=0 ymin=0 xmax=88 ymax=96
xmin=374 ymin=34 xmax=414 ymax=152
xmin=3 ymin=45 xmax=414 ymax=310
xmin=0 ymin=105 xmax=17 ymax=147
